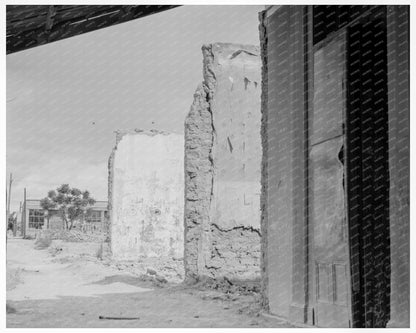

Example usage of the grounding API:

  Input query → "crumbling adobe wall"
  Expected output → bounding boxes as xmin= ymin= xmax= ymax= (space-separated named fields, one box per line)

xmin=184 ymin=43 xmax=262 ymax=281
xmin=109 ymin=129 xmax=184 ymax=261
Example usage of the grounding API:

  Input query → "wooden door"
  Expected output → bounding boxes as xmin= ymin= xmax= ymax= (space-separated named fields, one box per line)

xmin=309 ymin=31 xmax=352 ymax=328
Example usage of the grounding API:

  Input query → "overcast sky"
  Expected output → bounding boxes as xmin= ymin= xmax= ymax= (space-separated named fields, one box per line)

xmin=6 ymin=5 xmax=263 ymax=212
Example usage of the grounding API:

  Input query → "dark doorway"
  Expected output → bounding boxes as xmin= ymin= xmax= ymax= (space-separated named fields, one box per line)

xmin=345 ymin=7 xmax=390 ymax=328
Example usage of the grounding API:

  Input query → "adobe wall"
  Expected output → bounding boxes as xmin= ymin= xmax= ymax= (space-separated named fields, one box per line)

xmin=109 ymin=129 xmax=184 ymax=261
xmin=184 ymin=43 xmax=262 ymax=281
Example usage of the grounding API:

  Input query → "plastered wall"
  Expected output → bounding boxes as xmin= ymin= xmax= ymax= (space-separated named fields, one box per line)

xmin=109 ymin=129 xmax=184 ymax=261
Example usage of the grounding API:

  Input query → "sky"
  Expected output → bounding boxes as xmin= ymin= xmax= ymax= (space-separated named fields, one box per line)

xmin=6 ymin=5 xmax=263 ymax=212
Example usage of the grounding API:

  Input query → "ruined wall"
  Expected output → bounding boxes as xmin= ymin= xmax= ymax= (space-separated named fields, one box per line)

xmin=184 ymin=43 xmax=262 ymax=281
xmin=109 ymin=129 xmax=184 ymax=261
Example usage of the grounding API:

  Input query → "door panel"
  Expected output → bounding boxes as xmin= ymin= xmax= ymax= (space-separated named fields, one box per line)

xmin=310 ymin=39 xmax=345 ymax=145
xmin=310 ymin=32 xmax=351 ymax=328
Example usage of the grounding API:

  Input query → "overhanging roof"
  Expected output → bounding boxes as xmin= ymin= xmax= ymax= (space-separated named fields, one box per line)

xmin=6 ymin=5 xmax=179 ymax=54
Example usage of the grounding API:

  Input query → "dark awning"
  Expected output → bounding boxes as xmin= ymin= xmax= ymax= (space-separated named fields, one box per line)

xmin=7 ymin=5 xmax=179 ymax=54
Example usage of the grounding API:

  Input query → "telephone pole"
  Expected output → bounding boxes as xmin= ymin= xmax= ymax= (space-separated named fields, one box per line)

xmin=6 ymin=173 xmax=14 ymax=235
xmin=23 ymin=188 xmax=27 ymax=238
xmin=7 ymin=173 xmax=12 ymax=215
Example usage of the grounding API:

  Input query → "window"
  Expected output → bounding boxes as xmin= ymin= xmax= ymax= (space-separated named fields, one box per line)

xmin=28 ymin=209 xmax=45 ymax=229
xmin=86 ymin=210 xmax=102 ymax=223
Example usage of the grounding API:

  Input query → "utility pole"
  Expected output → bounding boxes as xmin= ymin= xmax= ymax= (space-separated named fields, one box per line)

xmin=23 ymin=188 xmax=27 ymax=238
xmin=6 ymin=173 xmax=13 ymax=250
xmin=7 ymin=173 xmax=12 ymax=215
xmin=19 ymin=201 xmax=22 ymax=237
xmin=7 ymin=173 xmax=15 ymax=236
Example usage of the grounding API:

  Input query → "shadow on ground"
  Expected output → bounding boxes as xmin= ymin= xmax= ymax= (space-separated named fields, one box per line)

xmin=7 ymin=286 xmax=293 ymax=328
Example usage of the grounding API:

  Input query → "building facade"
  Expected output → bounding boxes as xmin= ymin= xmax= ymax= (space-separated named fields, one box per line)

xmin=22 ymin=199 xmax=108 ymax=237
xmin=259 ymin=5 xmax=409 ymax=328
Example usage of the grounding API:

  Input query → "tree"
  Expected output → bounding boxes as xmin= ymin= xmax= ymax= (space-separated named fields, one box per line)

xmin=40 ymin=184 xmax=96 ymax=230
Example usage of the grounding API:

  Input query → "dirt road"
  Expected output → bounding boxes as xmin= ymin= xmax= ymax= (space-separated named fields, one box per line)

xmin=6 ymin=238 xmax=291 ymax=328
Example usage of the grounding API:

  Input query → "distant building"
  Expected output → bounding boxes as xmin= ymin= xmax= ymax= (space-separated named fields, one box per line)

xmin=22 ymin=199 xmax=108 ymax=237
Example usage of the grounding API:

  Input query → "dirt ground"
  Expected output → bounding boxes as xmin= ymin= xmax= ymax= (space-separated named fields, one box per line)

xmin=6 ymin=237 xmax=292 ymax=328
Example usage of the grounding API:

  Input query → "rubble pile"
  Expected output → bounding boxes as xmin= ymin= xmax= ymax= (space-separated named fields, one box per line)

xmin=109 ymin=256 xmax=185 ymax=284
xmin=190 ymin=276 xmax=261 ymax=296
xmin=38 ymin=229 xmax=106 ymax=243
